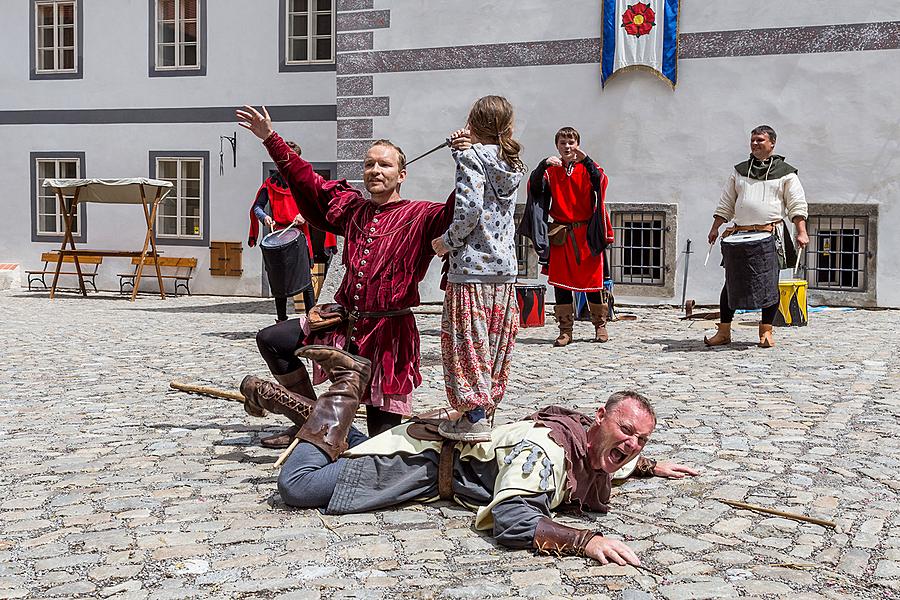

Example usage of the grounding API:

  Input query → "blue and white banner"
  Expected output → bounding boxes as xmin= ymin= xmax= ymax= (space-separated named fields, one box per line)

xmin=601 ymin=0 xmax=680 ymax=87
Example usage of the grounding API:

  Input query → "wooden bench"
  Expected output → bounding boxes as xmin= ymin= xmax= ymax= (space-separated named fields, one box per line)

xmin=26 ymin=252 xmax=103 ymax=292
xmin=119 ymin=256 xmax=197 ymax=297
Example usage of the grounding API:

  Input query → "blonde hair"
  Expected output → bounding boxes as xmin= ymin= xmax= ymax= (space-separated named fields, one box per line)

xmin=368 ymin=139 xmax=407 ymax=171
xmin=467 ymin=95 xmax=525 ymax=172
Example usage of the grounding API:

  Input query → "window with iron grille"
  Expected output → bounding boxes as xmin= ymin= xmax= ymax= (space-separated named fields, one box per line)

xmin=805 ymin=215 xmax=869 ymax=292
xmin=30 ymin=0 xmax=82 ymax=80
xmin=285 ymin=0 xmax=334 ymax=64
xmin=31 ymin=153 xmax=86 ymax=241
xmin=609 ymin=211 xmax=666 ymax=285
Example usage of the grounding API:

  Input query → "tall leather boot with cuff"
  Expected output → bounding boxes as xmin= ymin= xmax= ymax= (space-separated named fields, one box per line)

xmin=295 ymin=345 xmax=372 ymax=461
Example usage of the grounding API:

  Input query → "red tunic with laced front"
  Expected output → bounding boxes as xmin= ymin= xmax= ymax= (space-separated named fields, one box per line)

xmin=264 ymin=133 xmax=453 ymax=415
xmin=544 ymin=162 xmax=614 ymax=292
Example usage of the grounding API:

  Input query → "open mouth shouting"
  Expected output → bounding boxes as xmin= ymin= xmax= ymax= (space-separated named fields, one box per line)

xmin=609 ymin=447 xmax=628 ymax=466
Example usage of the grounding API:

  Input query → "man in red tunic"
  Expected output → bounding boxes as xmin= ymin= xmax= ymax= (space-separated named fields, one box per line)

xmin=525 ymin=127 xmax=614 ymax=346
xmin=235 ymin=105 xmax=454 ymax=456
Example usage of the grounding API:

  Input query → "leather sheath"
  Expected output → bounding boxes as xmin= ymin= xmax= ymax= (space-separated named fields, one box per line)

xmin=437 ymin=440 xmax=456 ymax=500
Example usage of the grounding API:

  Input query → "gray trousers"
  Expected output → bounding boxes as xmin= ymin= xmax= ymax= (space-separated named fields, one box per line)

xmin=277 ymin=427 xmax=367 ymax=508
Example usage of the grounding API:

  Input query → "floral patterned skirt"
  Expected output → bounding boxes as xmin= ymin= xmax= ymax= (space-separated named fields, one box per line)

xmin=440 ymin=283 xmax=519 ymax=413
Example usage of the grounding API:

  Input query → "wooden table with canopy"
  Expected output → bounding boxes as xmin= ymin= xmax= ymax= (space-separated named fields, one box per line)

xmin=41 ymin=178 xmax=174 ymax=301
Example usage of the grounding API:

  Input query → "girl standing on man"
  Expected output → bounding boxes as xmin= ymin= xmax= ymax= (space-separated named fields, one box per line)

xmin=432 ymin=95 xmax=525 ymax=442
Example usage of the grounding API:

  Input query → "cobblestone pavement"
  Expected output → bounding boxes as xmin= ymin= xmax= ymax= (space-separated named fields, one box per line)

xmin=1 ymin=291 xmax=898 ymax=600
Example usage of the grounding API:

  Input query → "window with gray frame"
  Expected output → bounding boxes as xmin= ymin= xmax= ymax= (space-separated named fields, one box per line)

xmin=801 ymin=204 xmax=878 ymax=304
xmin=279 ymin=0 xmax=335 ymax=72
xmin=806 ymin=215 xmax=869 ymax=291
xmin=150 ymin=0 xmax=206 ymax=76
xmin=606 ymin=203 xmax=677 ymax=297
xmin=31 ymin=152 xmax=86 ymax=242
xmin=150 ymin=151 xmax=209 ymax=246
xmin=30 ymin=0 xmax=83 ymax=80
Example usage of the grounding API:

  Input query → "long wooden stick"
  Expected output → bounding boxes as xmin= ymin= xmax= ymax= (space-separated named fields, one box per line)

xmin=169 ymin=381 xmax=244 ymax=402
xmin=720 ymin=499 xmax=836 ymax=529
xmin=274 ymin=439 xmax=300 ymax=468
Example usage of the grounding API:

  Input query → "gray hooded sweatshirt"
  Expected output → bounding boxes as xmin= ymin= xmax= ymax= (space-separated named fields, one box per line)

xmin=441 ymin=144 xmax=523 ymax=284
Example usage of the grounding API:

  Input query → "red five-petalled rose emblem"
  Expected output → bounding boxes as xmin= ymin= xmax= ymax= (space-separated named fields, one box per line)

xmin=622 ymin=2 xmax=656 ymax=37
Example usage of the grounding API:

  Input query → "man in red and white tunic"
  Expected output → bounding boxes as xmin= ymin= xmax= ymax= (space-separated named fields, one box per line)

xmin=236 ymin=105 xmax=454 ymax=456
xmin=526 ymin=127 xmax=614 ymax=346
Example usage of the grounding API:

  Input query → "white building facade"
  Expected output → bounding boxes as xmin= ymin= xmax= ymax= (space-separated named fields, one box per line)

xmin=2 ymin=1 xmax=898 ymax=307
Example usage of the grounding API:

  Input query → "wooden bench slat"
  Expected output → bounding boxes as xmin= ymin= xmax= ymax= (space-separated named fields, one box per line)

xmin=40 ymin=252 xmax=103 ymax=265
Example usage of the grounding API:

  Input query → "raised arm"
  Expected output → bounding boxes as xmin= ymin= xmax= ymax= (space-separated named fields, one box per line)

xmin=237 ymin=105 xmax=331 ymax=232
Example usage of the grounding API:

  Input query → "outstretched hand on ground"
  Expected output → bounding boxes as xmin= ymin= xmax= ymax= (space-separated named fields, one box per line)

xmin=584 ymin=536 xmax=640 ymax=566
xmin=653 ymin=461 xmax=699 ymax=479
xmin=236 ymin=105 xmax=274 ymax=141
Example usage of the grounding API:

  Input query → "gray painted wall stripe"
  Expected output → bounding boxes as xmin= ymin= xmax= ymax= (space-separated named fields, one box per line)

xmin=337 ymin=96 xmax=389 ymax=117
xmin=337 ymin=161 xmax=364 ymax=180
xmin=336 ymin=0 xmax=374 ymax=10
xmin=680 ymin=21 xmax=900 ymax=58
xmin=0 ymin=105 xmax=337 ymax=125
xmin=337 ymin=139 xmax=375 ymax=160
xmin=337 ymin=75 xmax=374 ymax=97
xmin=337 ymin=31 xmax=374 ymax=52
xmin=337 ymin=21 xmax=900 ymax=75
xmin=337 ymin=118 xmax=373 ymax=139
xmin=336 ymin=10 xmax=389 ymax=32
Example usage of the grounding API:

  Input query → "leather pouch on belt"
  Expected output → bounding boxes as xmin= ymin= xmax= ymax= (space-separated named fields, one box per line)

xmin=308 ymin=303 xmax=348 ymax=332
xmin=548 ymin=223 xmax=568 ymax=246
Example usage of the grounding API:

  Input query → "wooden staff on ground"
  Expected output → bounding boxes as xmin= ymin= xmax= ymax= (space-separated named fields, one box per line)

xmin=720 ymin=499 xmax=836 ymax=529
xmin=170 ymin=381 xmax=245 ymax=402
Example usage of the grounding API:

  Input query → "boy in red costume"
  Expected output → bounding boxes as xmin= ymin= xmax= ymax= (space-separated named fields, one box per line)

xmin=523 ymin=127 xmax=615 ymax=346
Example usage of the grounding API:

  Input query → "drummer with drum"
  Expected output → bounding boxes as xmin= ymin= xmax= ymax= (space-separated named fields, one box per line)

xmin=705 ymin=125 xmax=809 ymax=348
xmin=248 ymin=140 xmax=316 ymax=322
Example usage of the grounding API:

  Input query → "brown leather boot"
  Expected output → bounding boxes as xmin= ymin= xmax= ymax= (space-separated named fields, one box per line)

xmin=240 ymin=376 xmax=315 ymax=427
xmin=295 ymin=345 xmax=372 ymax=461
xmin=553 ymin=304 xmax=575 ymax=347
xmin=758 ymin=323 xmax=775 ymax=348
xmin=704 ymin=323 xmax=732 ymax=346
xmin=259 ymin=367 xmax=318 ymax=448
xmin=588 ymin=301 xmax=610 ymax=343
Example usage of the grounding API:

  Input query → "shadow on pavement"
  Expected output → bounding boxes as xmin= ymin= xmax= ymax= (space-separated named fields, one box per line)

xmin=135 ymin=300 xmax=277 ymax=314
xmin=642 ymin=338 xmax=757 ymax=352
xmin=203 ymin=331 xmax=258 ymax=340
xmin=145 ymin=422 xmax=258 ymax=433
xmin=213 ymin=450 xmax=277 ymax=465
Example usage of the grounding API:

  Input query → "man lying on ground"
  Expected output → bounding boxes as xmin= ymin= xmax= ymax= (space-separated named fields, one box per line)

xmin=241 ymin=346 xmax=698 ymax=565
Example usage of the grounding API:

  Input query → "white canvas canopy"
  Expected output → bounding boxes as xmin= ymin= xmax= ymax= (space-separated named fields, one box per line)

xmin=41 ymin=178 xmax=173 ymax=301
xmin=42 ymin=178 xmax=173 ymax=204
